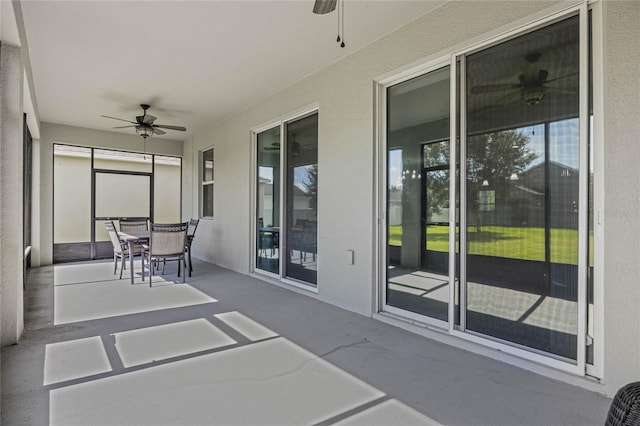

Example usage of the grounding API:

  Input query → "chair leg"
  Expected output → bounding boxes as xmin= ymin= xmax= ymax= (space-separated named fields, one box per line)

xmin=149 ymin=258 xmax=153 ymax=287
xmin=113 ymin=254 xmax=117 ymax=275
xmin=119 ymin=255 xmax=124 ymax=279
xmin=182 ymin=257 xmax=186 ymax=283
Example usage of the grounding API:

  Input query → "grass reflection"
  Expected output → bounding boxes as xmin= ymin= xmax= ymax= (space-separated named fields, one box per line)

xmin=389 ymin=225 xmax=579 ymax=264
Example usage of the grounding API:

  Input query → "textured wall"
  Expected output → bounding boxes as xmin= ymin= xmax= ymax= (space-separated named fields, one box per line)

xmin=187 ymin=0 xmax=560 ymax=314
xmin=1 ymin=44 xmax=25 ymax=345
xmin=185 ymin=0 xmax=639 ymax=396
xmin=601 ymin=0 xmax=640 ymax=396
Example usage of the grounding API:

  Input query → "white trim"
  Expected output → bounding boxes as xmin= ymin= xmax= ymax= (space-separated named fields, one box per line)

xmin=384 ymin=305 xmax=448 ymax=331
xmin=576 ymin=0 xmax=590 ymax=375
xmin=248 ymin=129 xmax=258 ymax=274
xmin=458 ymin=54 xmax=467 ymax=333
xmin=373 ymin=80 xmax=385 ymax=314
xmin=447 ymin=55 xmax=457 ymax=333
xmin=281 ymin=277 xmax=319 ymax=294
xmin=586 ymin=0 xmax=604 ymax=380
xmin=373 ymin=312 xmax=604 ymax=392
xmin=451 ymin=329 xmax=584 ymax=375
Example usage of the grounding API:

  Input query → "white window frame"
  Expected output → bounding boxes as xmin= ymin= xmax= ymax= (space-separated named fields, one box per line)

xmin=201 ymin=147 xmax=214 ymax=218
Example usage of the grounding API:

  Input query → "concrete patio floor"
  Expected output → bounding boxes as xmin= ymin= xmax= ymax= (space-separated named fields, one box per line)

xmin=2 ymin=259 xmax=611 ymax=425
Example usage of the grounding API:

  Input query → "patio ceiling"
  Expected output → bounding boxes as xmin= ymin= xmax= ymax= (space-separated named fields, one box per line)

xmin=19 ymin=0 xmax=446 ymax=141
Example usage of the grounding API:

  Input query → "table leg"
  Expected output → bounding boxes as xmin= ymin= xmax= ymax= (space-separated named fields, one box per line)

xmin=128 ymin=240 xmax=135 ymax=285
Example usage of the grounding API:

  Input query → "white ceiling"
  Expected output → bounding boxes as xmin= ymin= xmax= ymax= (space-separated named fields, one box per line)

xmin=20 ymin=0 xmax=446 ymax=141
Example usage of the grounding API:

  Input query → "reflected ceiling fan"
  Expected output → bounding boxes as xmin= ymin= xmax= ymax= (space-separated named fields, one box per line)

xmin=101 ymin=104 xmax=187 ymax=139
xmin=470 ymin=52 xmax=576 ymax=106
xmin=264 ymin=134 xmax=310 ymax=156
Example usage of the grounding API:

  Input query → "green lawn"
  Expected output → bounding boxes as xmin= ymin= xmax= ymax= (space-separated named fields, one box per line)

xmin=389 ymin=224 xmax=580 ymax=264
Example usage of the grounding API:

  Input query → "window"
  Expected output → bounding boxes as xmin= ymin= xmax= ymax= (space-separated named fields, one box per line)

xmin=202 ymin=148 xmax=214 ymax=217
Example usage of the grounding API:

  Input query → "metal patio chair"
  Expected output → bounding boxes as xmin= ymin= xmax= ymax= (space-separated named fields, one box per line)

xmin=185 ymin=218 xmax=200 ymax=277
xmin=143 ymin=222 xmax=188 ymax=287
xmin=119 ymin=217 xmax=148 ymax=232
xmin=105 ymin=220 xmax=142 ymax=279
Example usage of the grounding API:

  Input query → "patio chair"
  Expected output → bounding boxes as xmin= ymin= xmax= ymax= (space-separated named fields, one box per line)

xmin=605 ymin=382 xmax=640 ymax=426
xmin=185 ymin=218 xmax=200 ymax=277
xmin=143 ymin=222 xmax=188 ymax=287
xmin=119 ymin=217 xmax=148 ymax=232
xmin=105 ymin=220 xmax=142 ymax=279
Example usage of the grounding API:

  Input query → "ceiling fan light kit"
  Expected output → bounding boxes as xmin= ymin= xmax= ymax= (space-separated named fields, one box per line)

xmin=135 ymin=125 xmax=155 ymax=139
xmin=101 ymin=104 xmax=187 ymax=139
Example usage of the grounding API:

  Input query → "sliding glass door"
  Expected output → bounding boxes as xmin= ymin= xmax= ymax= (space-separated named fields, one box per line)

xmin=463 ymin=16 xmax=581 ymax=360
xmin=385 ymin=66 xmax=451 ymax=324
xmin=254 ymin=111 xmax=319 ymax=288
xmin=256 ymin=126 xmax=281 ymax=275
xmin=381 ymin=9 xmax=593 ymax=370
xmin=284 ymin=114 xmax=318 ymax=285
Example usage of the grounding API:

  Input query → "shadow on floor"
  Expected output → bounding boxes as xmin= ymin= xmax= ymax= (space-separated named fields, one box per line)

xmin=2 ymin=259 xmax=610 ymax=426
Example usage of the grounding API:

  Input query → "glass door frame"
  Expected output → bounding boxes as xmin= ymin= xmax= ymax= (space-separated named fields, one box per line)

xmin=250 ymin=103 xmax=320 ymax=293
xmin=376 ymin=57 xmax=453 ymax=331
xmin=252 ymin=121 xmax=282 ymax=280
xmin=375 ymin=2 xmax=598 ymax=377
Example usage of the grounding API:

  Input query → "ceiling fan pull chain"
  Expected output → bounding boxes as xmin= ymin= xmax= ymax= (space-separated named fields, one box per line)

xmin=336 ymin=0 xmax=341 ymax=43
xmin=340 ymin=0 xmax=345 ymax=48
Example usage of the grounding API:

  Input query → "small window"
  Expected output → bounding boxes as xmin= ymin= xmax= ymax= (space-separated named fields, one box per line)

xmin=202 ymin=148 xmax=214 ymax=217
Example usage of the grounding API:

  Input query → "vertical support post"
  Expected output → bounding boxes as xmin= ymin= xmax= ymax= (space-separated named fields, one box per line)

xmin=0 ymin=43 xmax=25 ymax=345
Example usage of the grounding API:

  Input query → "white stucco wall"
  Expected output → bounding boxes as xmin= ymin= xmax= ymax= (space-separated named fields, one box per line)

xmin=187 ymin=1 xmax=561 ymax=313
xmin=601 ymin=0 xmax=640 ymax=397
xmin=1 ymin=43 xmax=25 ymax=346
xmin=184 ymin=1 xmax=640 ymax=396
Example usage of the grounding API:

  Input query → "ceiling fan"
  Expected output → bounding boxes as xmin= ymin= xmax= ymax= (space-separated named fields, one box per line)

xmin=264 ymin=134 xmax=311 ymax=156
xmin=101 ymin=104 xmax=187 ymax=139
xmin=470 ymin=52 xmax=576 ymax=106
xmin=313 ymin=0 xmax=337 ymax=14
xmin=313 ymin=0 xmax=346 ymax=48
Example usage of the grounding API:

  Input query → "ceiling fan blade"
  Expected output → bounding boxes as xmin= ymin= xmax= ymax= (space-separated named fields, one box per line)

xmin=470 ymin=84 xmax=521 ymax=94
xmin=544 ymin=72 xmax=578 ymax=84
xmin=112 ymin=125 xmax=136 ymax=129
xmin=545 ymin=86 xmax=577 ymax=95
xmin=313 ymin=0 xmax=336 ymax=14
xmin=101 ymin=115 xmax=136 ymax=124
xmin=153 ymin=124 xmax=187 ymax=131
xmin=152 ymin=128 xmax=166 ymax=136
